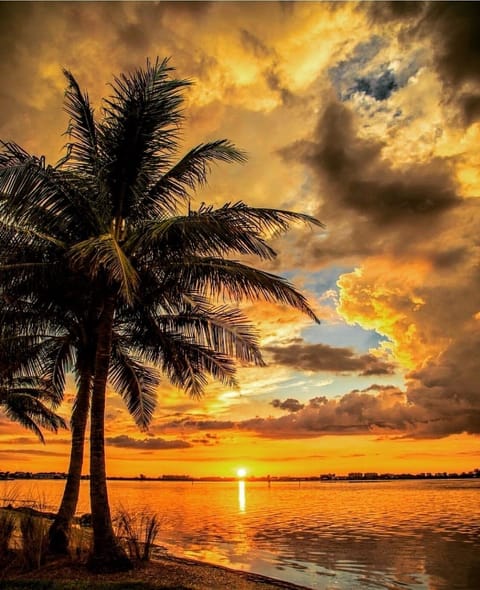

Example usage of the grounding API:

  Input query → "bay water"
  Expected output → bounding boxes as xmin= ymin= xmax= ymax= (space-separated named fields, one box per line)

xmin=2 ymin=478 xmax=479 ymax=589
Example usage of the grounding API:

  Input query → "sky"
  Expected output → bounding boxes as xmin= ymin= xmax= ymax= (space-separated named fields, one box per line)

xmin=1 ymin=1 xmax=480 ymax=478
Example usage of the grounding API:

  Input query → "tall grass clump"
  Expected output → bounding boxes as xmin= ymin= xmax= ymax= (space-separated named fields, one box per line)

xmin=0 ymin=510 xmax=16 ymax=562
xmin=69 ymin=521 xmax=91 ymax=561
xmin=19 ymin=511 xmax=48 ymax=570
xmin=115 ymin=507 xmax=161 ymax=562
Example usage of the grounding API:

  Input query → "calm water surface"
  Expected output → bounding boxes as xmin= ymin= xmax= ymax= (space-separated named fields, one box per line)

xmin=2 ymin=479 xmax=479 ymax=589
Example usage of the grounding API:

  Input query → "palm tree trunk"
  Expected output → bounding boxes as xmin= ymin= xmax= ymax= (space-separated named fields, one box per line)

xmin=87 ymin=295 xmax=131 ymax=572
xmin=48 ymin=367 xmax=91 ymax=555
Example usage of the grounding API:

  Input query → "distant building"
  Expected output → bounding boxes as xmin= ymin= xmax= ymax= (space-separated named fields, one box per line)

xmin=348 ymin=472 xmax=363 ymax=480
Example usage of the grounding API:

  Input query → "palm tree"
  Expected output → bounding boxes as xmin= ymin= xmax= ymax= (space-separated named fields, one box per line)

xmin=0 ymin=375 xmax=66 ymax=441
xmin=0 ymin=59 xmax=323 ymax=572
xmin=0 ymin=269 xmax=265 ymax=556
xmin=0 ymin=273 xmax=258 ymax=554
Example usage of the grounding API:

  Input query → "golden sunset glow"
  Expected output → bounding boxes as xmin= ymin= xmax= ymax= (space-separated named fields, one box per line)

xmin=1 ymin=2 xmax=480 ymax=481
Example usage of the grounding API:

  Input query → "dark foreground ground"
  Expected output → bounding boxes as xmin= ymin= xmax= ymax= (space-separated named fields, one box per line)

xmin=0 ymin=554 xmax=311 ymax=590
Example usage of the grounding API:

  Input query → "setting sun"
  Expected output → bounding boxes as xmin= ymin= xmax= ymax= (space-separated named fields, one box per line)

xmin=236 ymin=468 xmax=247 ymax=479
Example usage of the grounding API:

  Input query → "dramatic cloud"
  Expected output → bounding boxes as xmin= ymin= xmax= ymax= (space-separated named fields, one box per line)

xmin=265 ymin=339 xmax=395 ymax=375
xmin=191 ymin=433 xmax=219 ymax=445
xmin=241 ymin=330 xmax=480 ymax=438
xmin=271 ymin=398 xmax=305 ymax=412
xmin=106 ymin=435 xmax=192 ymax=450
xmin=366 ymin=2 xmax=480 ymax=124
xmin=405 ymin=325 xmax=480 ymax=437
xmin=241 ymin=386 xmax=425 ymax=439
xmin=282 ymin=101 xmax=459 ymax=227
xmin=166 ymin=419 xmax=236 ymax=431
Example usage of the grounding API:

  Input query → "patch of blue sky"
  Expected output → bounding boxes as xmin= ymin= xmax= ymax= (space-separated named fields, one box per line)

xmin=306 ymin=265 xmax=353 ymax=293
xmin=329 ymin=35 xmax=423 ymax=114
xmin=302 ymin=321 xmax=388 ymax=354
xmin=282 ymin=266 xmax=353 ymax=299
xmin=329 ymin=36 xmax=386 ymax=94
xmin=282 ymin=266 xmax=390 ymax=353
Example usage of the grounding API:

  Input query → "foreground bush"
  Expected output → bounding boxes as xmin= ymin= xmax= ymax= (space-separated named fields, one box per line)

xmin=0 ymin=510 xmax=16 ymax=562
xmin=115 ymin=509 xmax=161 ymax=562
xmin=19 ymin=511 xmax=49 ymax=570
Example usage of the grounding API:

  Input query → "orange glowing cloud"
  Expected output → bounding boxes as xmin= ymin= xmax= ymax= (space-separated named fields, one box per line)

xmin=337 ymin=257 xmax=445 ymax=369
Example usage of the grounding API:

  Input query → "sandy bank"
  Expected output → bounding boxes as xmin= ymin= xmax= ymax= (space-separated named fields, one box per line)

xmin=3 ymin=553 xmax=311 ymax=590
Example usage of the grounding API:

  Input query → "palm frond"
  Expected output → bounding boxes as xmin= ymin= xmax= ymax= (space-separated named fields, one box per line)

xmin=141 ymin=141 xmax=247 ymax=217
xmin=40 ymin=337 xmax=75 ymax=403
xmin=160 ymin=338 xmax=238 ymax=398
xmin=127 ymin=211 xmax=277 ymax=261
xmin=124 ymin=320 xmax=238 ymax=398
xmin=109 ymin=345 xmax=159 ymax=430
xmin=149 ymin=304 xmax=264 ymax=366
xmin=69 ymin=234 xmax=139 ymax=303
xmin=128 ymin=201 xmax=322 ymax=262
xmin=0 ymin=143 xmax=100 ymax=240
xmin=61 ymin=69 xmax=101 ymax=173
xmin=160 ymin=257 xmax=320 ymax=323
xmin=0 ymin=337 xmax=67 ymax=392
xmin=99 ymin=58 xmax=191 ymax=220
xmin=0 ymin=381 xmax=67 ymax=443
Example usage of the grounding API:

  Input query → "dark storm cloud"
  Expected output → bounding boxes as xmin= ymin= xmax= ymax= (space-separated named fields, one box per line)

xmin=106 ymin=435 xmax=192 ymax=450
xmin=240 ymin=29 xmax=272 ymax=58
xmin=164 ymin=419 xmax=235 ymax=431
xmin=365 ymin=1 xmax=426 ymax=23
xmin=418 ymin=3 xmax=480 ymax=88
xmin=405 ymin=328 xmax=480 ymax=437
xmin=265 ymin=340 xmax=395 ymax=375
xmin=459 ymin=94 xmax=480 ymax=127
xmin=367 ymin=2 xmax=480 ymax=124
xmin=240 ymin=28 xmax=297 ymax=107
xmin=272 ymin=398 xmax=305 ymax=412
xmin=116 ymin=22 xmax=151 ymax=53
xmin=414 ymin=2 xmax=480 ymax=122
xmin=240 ymin=386 xmax=426 ymax=439
xmin=291 ymin=102 xmax=459 ymax=225
xmin=264 ymin=68 xmax=297 ymax=107
xmin=429 ymin=247 xmax=468 ymax=270
xmin=239 ymin=327 xmax=480 ymax=439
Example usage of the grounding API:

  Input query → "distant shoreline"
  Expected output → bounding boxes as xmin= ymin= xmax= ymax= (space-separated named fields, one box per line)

xmin=1 ymin=470 xmax=479 ymax=482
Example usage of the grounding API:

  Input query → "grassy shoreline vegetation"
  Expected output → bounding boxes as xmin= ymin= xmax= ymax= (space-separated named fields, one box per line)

xmin=0 ymin=503 xmax=307 ymax=590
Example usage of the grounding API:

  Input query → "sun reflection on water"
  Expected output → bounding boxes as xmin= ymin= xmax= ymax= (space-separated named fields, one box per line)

xmin=238 ymin=480 xmax=246 ymax=512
